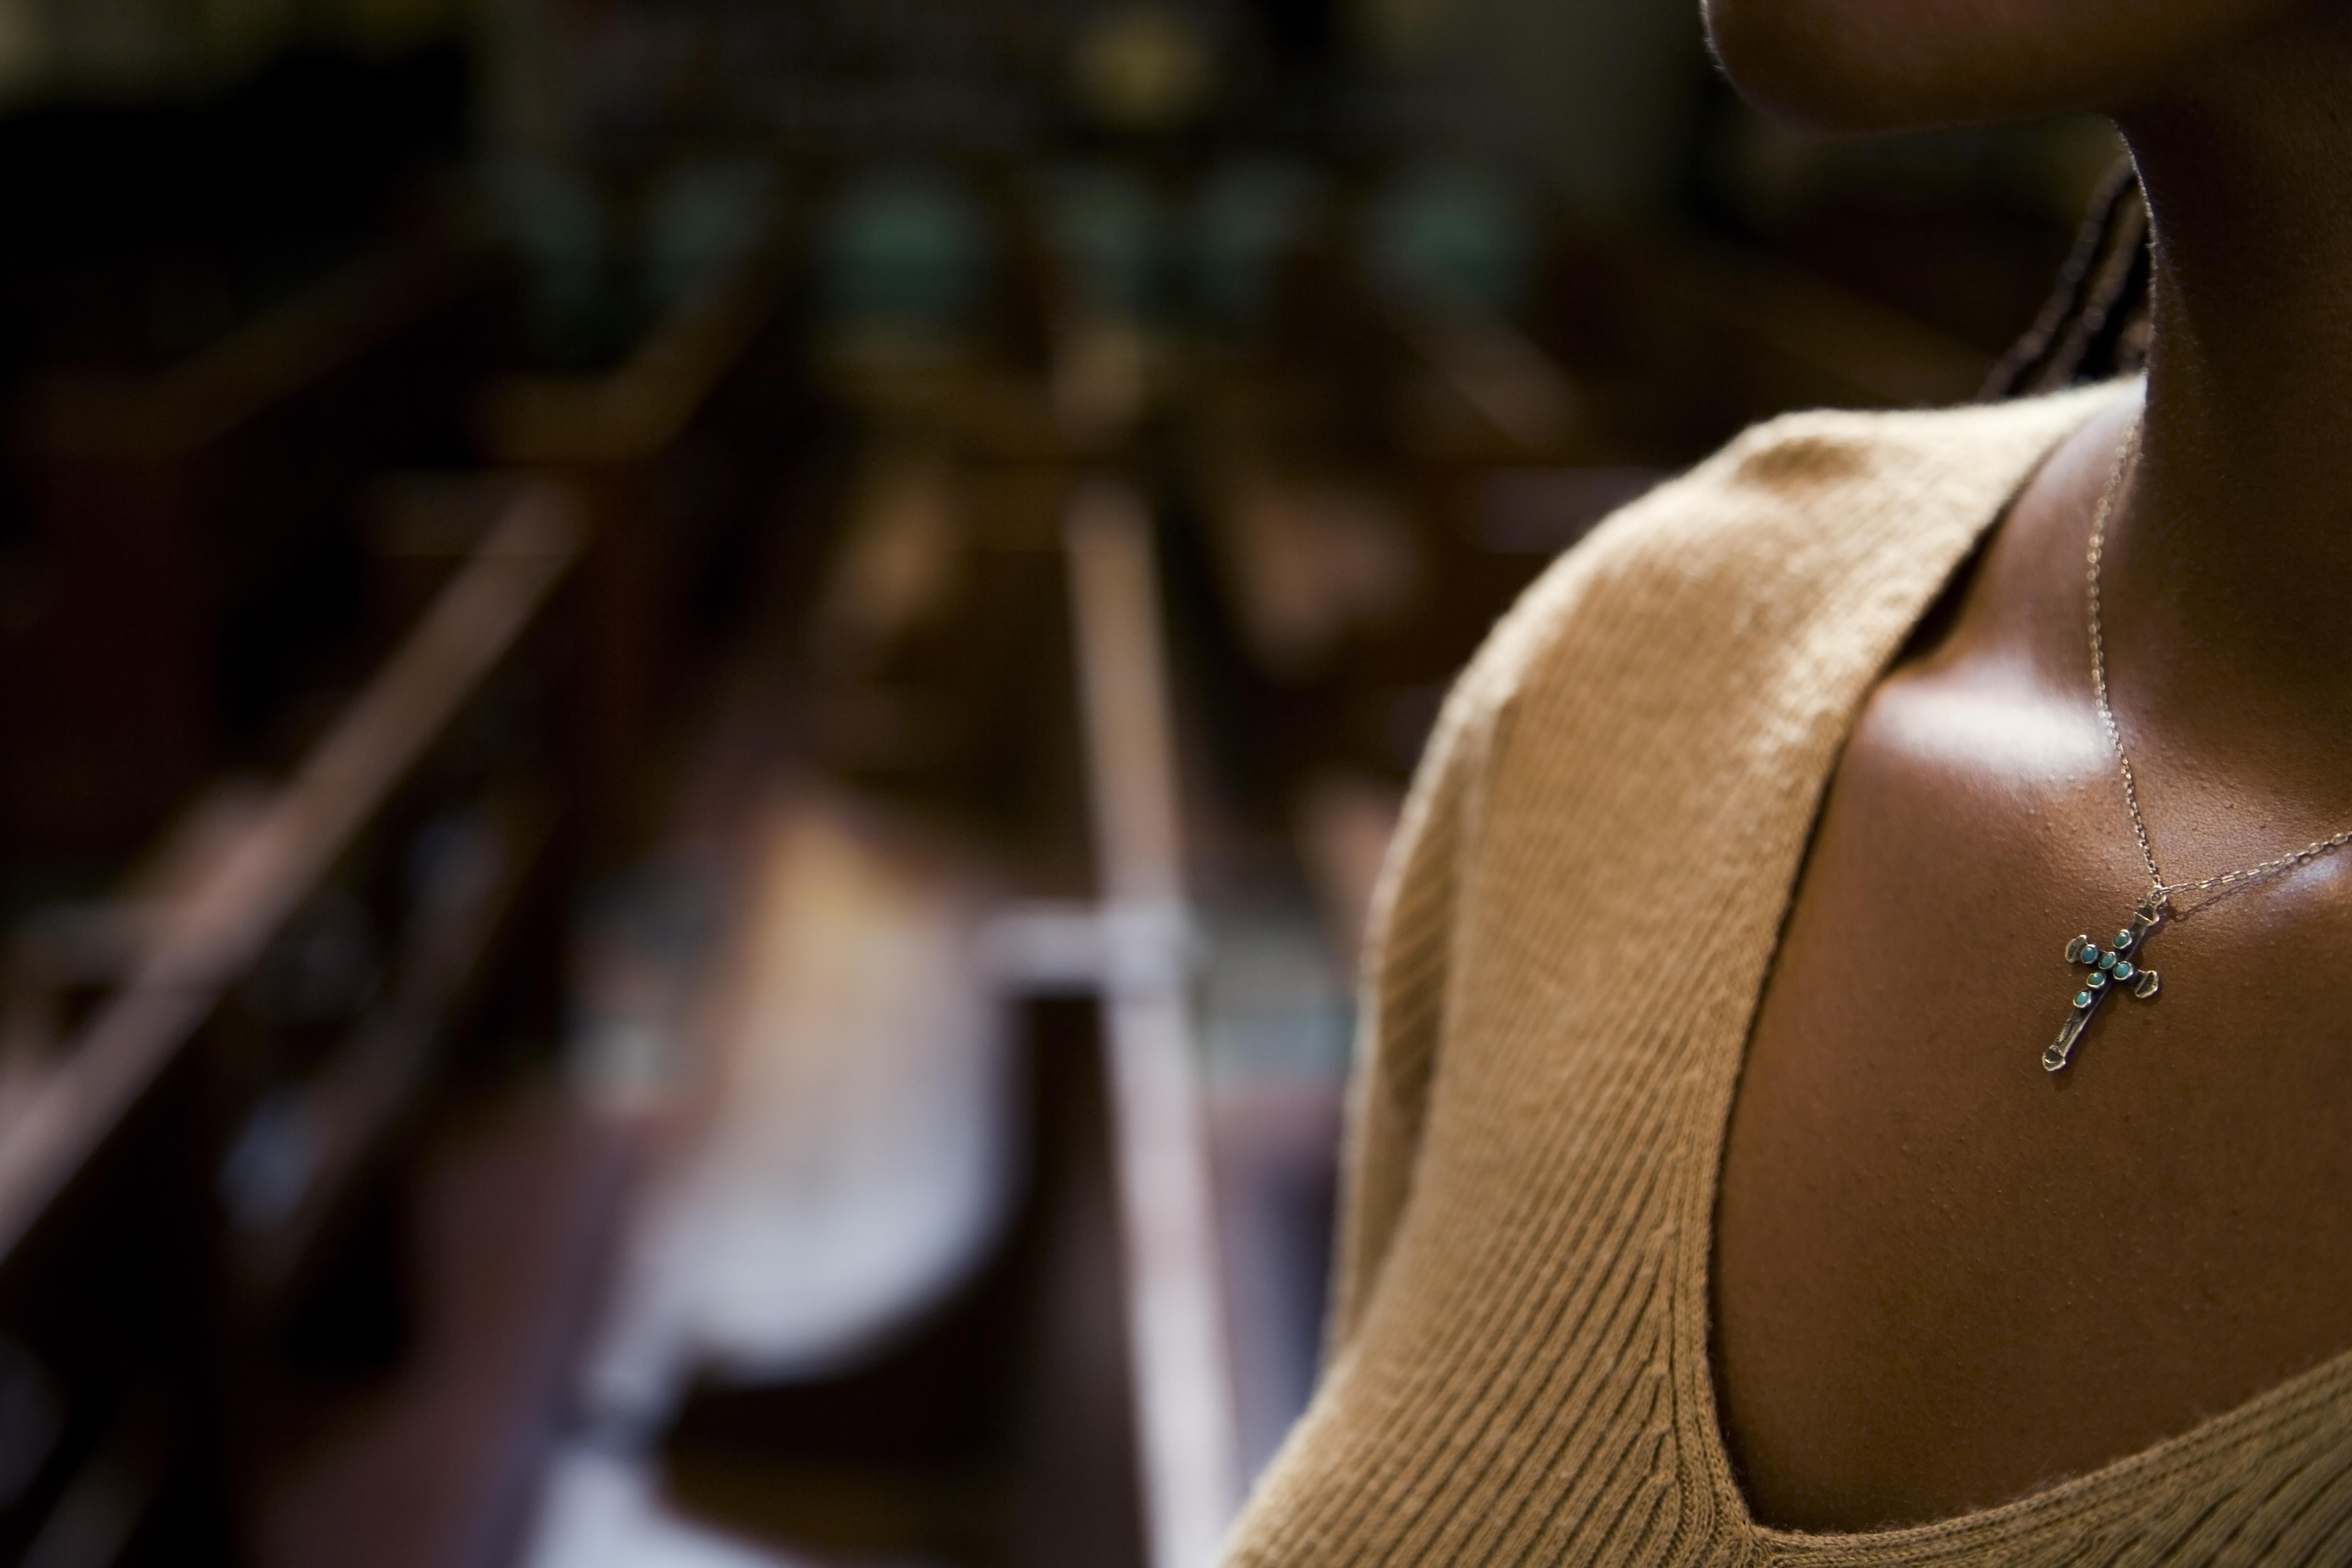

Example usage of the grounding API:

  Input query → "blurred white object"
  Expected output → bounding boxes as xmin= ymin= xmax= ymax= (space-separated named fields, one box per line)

xmin=583 ymin=799 xmax=1014 ymax=1427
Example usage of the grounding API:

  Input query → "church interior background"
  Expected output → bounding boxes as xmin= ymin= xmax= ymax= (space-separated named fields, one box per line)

xmin=0 ymin=2 xmax=2120 ymax=1564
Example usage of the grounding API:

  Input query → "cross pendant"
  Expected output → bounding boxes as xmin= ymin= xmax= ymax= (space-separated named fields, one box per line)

xmin=2043 ymin=898 xmax=2164 ymax=1072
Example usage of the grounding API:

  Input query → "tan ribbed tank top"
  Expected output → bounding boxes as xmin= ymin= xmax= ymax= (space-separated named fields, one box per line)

xmin=1220 ymin=382 xmax=2352 ymax=1566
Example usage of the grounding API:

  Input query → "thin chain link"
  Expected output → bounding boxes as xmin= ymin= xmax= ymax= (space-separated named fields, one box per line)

xmin=2086 ymin=420 xmax=2352 ymax=907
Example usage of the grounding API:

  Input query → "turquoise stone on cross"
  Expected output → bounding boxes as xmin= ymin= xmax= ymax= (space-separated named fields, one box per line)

xmin=2043 ymin=898 xmax=2164 ymax=1072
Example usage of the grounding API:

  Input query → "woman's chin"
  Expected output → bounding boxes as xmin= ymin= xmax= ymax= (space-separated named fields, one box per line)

xmin=1702 ymin=0 xmax=1956 ymax=132
xmin=1703 ymin=0 xmax=2333 ymax=132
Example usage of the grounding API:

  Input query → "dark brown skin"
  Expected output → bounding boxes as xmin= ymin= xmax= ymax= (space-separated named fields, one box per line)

xmin=1703 ymin=0 xmax=2352 ymax=1534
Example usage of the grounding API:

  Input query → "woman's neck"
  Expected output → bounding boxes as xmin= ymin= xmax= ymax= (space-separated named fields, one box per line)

xmin=2104 ymin=16 xmax=2352 ymax=749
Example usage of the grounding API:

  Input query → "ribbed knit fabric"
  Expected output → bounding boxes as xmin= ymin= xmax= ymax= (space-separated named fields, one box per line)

xmin=1220 ymin=382 xmax=2352 ymax=1566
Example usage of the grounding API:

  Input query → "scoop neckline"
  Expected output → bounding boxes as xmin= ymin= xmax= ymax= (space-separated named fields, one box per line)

xmin=1668 ymin=381 xmax=2352 ymax=1555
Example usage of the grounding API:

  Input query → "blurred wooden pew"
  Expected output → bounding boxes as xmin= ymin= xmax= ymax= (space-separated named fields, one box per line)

xmin=476 ymin=228 xmax=805 ymax=854
xmin=1186 ymin=212 xmax=1993 ymax=799
xmin=2 ymin=235 xmax=503 ymax=865
xmin=0 ymin=485 xmax=585 ymax=1567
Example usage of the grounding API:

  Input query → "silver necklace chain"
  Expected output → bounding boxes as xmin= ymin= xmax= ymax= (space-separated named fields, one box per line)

xmin=2086 ymin=421 xmax=2352 ymax=909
